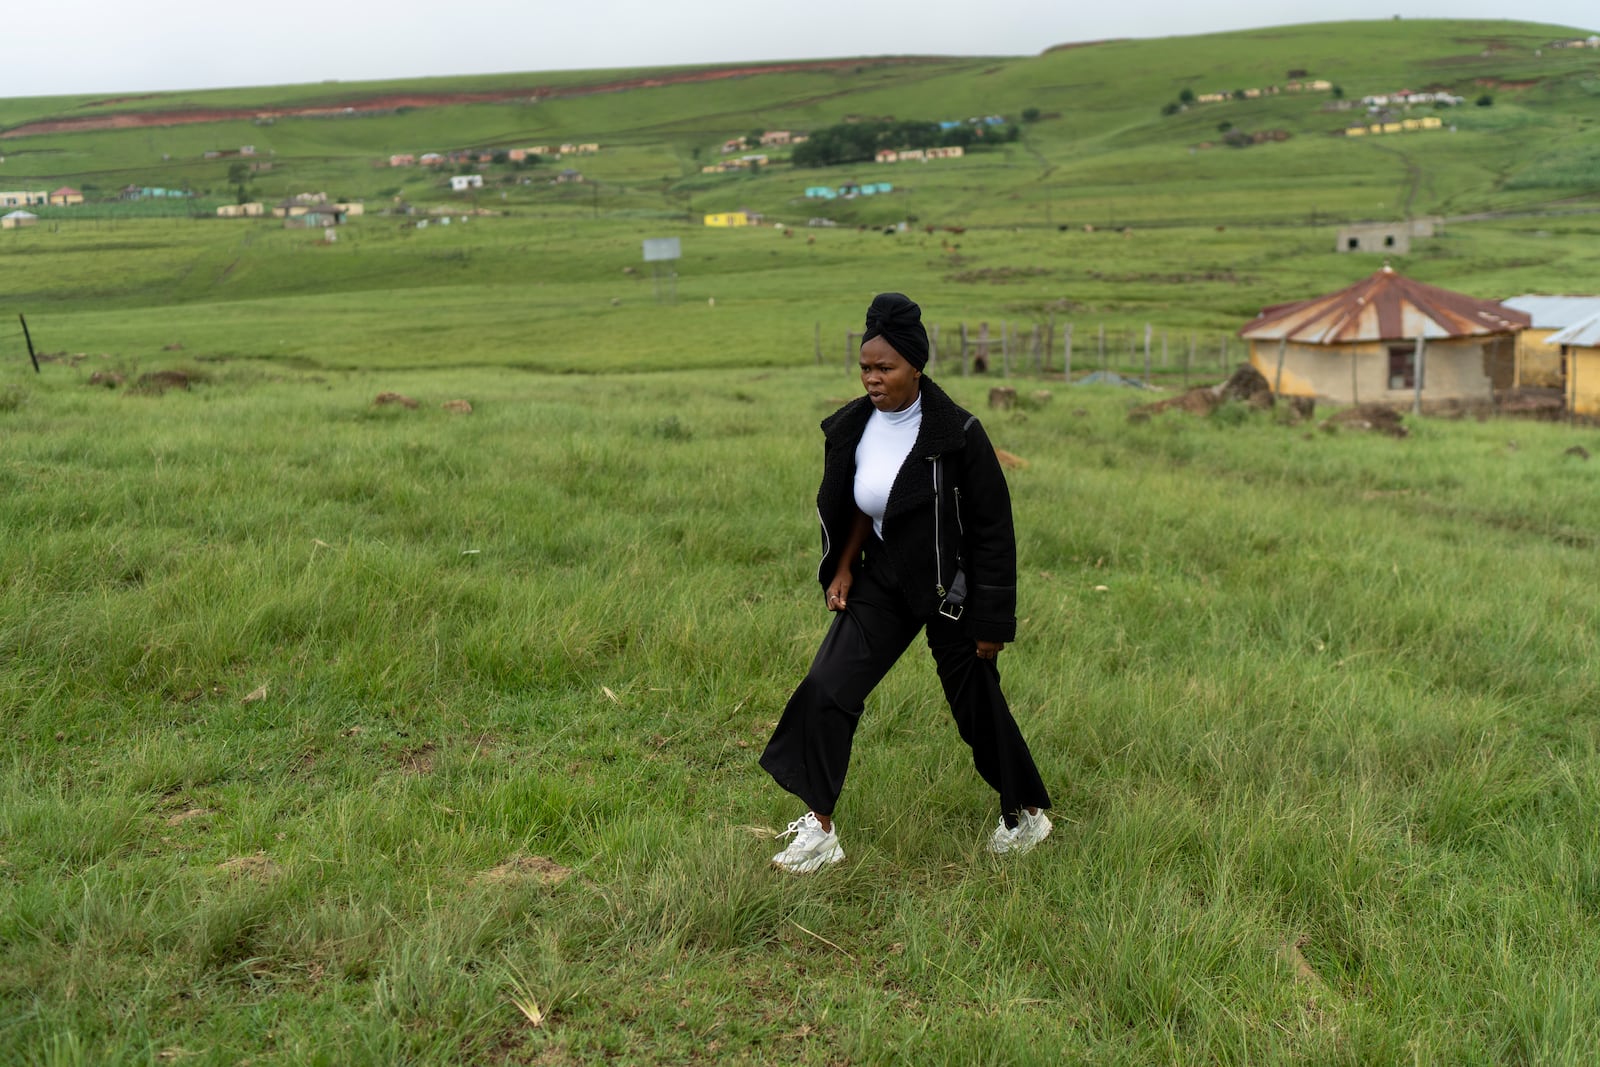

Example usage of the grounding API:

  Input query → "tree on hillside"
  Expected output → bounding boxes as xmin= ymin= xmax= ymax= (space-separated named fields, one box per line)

xmin=1476 ymin=94 xmax=1494 ymax=107
xmin=1178 ymin=88 xmax=1195 ymax=104
xmin=1022 ymin=107 xmax=1041 ymax=122
xmin=226 ymin=161 xmax=252 ymax=204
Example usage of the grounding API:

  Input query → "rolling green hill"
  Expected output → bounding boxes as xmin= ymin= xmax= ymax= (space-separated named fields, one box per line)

xmin=2 ymin=18 xmax=1597 ymax=230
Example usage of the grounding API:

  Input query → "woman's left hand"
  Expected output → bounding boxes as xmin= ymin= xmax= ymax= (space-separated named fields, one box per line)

xmin=976 ymin=639 xmax=1005 ymax=661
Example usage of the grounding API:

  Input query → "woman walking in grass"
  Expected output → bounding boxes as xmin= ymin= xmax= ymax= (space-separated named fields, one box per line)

xmin=761 ymin=292 xmax=1052 ymax=873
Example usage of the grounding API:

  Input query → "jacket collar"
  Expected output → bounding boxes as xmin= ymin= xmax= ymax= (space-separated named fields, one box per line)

xmin=821 ymin=376 xmax=968 ymax=456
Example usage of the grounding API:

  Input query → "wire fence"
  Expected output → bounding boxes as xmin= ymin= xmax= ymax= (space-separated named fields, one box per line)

xmin=823 ymin=319 xmax=1248 ymax=387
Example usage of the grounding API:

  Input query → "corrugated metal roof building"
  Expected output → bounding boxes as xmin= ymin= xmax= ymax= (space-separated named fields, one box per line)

xmin=1238 ymin=266 xmax=1529 ymax=406
xmin=1543 ymin=310 xmax=1600 ymax=416
xmin=1503 ymin=295 xmax=1600 ymax=389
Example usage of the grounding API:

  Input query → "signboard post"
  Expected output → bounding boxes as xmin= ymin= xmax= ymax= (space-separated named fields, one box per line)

xmin=642 ymin=237 xmax=681 ymax=303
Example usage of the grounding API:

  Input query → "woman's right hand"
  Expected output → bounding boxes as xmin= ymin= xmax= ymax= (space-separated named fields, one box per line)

xmin=826 ymin=573 xmax=852 ymax=611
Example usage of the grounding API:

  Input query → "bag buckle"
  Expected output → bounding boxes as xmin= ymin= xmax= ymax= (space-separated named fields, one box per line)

xmin=938 ymin=601 xmax=964 ymax=621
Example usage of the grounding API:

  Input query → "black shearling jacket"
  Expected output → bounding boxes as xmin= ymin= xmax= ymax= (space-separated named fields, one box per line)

xmin=816 ymin=377 xmax=1019 ymax=644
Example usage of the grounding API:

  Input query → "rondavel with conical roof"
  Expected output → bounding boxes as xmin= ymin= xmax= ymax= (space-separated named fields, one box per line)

xmin=1239 ymin=265 xmax=1530 ymax=407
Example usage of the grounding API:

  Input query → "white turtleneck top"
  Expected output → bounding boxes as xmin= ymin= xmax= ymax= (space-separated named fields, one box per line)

xmin=853 ymin=393 xmax=923 ymax=540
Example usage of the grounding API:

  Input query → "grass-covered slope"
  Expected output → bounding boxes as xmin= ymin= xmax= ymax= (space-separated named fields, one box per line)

xmin=2 ymin=365 xmax=1599 ymax=1062
xmin=2 ymin=19 xmax=1597 ymax=230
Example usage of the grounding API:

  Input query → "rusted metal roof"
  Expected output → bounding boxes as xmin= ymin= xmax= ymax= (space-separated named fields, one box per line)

xmin=1239 ymin=266 xmax=1529 ymax=343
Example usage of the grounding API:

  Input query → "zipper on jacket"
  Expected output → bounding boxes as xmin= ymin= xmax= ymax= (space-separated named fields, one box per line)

xmin=931 ymin=457 xmax=945 ymax=598
xmin=953 ymin=485 xmax=964 ymax=536
xmin=816 ymin=505 xmax=831 ymax=582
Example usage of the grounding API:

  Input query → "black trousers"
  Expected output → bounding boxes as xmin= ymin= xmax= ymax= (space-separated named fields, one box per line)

xmin=760 ymin=547 xmax=1051 ymax=829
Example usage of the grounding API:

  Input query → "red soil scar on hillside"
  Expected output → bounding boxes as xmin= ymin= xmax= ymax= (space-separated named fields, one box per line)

xmin=2 ymin=57 xmax=947 ymax=138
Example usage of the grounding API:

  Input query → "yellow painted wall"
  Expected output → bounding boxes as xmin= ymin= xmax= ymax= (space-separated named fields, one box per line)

xmin=1567 ymin=347 xmax=1600 ymax=416
xmin=1514 ymin=328 xmax=1566 ymax=388
xmin=703 ymin=212 xmax=749 ymax=227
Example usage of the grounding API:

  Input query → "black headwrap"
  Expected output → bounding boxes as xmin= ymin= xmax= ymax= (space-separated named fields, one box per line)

xmin=861 ymin=292 xmax=929 ymax=371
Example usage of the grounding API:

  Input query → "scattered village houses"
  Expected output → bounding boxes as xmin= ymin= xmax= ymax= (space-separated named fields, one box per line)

xmin=1 ymin=209 xmax=38 ymax=229
xmin=1343 ymin=116 xmax=1445 ymax=137
xmin=875 ymin=146 xmax=963 ymax=163
xmin=1503 ymin=295 xmax=1600 ymax=390
xmin=1238 ymin=265 xmax=1528 ymax=406
xmin=118 ymin=186 xmax=193 ymax=200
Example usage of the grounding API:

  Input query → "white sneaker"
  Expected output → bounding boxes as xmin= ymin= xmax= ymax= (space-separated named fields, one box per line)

xmin=989 ymin=809 xmax=1052 ymax=854
xmin=771 ymin=812 xmax=844 ymax=873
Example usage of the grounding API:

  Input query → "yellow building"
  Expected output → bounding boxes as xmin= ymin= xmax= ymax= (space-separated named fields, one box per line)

xmin=703 ymin=212 xmax=750 ymax=227
xmin=1544 ymin=311 xmax=1600 ymax=415
xmin=1503 ymin=296 xmax=1600 ymax=389
xmin=1239 ymin=266 xmax=1528 ymax=407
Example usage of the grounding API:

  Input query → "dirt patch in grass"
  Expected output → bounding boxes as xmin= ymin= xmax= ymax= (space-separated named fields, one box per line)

xmin=166 ymin=807 xmax=213 ymax=827
xmin=132 ymin=369 xmax=203 ymax=395
xmin=1323 ymin=404 xmax=1409 ymax=438
xmin=946 ymin=266 xmax=1054 ymax=284
xmin=476 ymin=855 xmax=573 ymax=888
xmin=396 ymin=742 xmax=437 ymax=775
xmin=217 ymin=852 xmax=280 ymax=882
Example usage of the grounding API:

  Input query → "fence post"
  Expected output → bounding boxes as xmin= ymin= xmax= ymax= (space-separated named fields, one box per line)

xmin=814 ymin=321 xmax=821 ymax=365
xmin=1001 ymin=322 xmax=1010 ymax=378
xmin=1064 ymin=323 xmax=1073 ymax=381
xmin=1143 ymin=323 xmax=1152 ymax=386
xmin=19 ymin=314 xmax=39 ymax=374
xmin=1184 ymin=334 xmax=1192 ymax=387
xmin=930 ymin=323 xmax=939 ymax=368
xmin=1412 ymin=335 xmax=1427 ymax=416
xmin=960 ymin=322 xmax=968 ymax=377
xmin=1098 ymin=323 xmax=1106 ymax=371
xmin=1162 ymin=331 xmax=1168 ymax=369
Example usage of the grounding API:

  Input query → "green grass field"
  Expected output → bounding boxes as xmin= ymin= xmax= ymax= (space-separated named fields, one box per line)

xmin=5 ymin=17 xmax=1600 ymax=1065
xmin=3 ymin=362 xmax=1600 ymax=1064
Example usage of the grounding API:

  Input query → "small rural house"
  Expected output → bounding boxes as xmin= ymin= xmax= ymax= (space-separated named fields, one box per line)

xmin=0 ymin=190 xmax=47 ymax=207
xmin=1238 ymin=266 xmax=1528 ymax=406
xmin=804 ymin=186 xmax=837 ymax=200
xmin=450 ymin=174 xmax=484 ymax=192
xmin=1336 ymin=216 xmax=1442 ymax=254
xmin=216 ymin=202 xmax=265 ymax=218
xmin=49 ymin=187 xmax=83 ymax=206
xmin=1542 ymin=311 xmax=1600 ymax=416
xmin=283 ymin=204 xmax=344 ymax=229
xmin=1502 ymin=295 xmax=1600 ymax=389
xmin=552 ymin=169 xmax=583 ymax=184
xmin=1 ymin=210 xmax=38 ymax=229
xmin=703 ymin=212 xmax=751 ymax=227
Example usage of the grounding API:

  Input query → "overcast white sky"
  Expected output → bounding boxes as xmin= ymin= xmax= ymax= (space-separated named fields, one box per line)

xmin=8 ymin=1 xmax=1596 ymax=99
